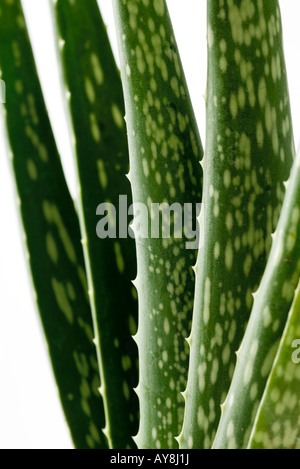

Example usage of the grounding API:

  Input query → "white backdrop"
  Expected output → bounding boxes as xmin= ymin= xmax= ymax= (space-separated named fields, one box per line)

xmin=0 ymin=0 xmax=299 ymax=449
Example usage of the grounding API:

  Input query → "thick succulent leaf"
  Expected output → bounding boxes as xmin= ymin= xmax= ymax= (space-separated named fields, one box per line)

xmin=113 ymin=0 xmax=203 ymax=449
xmin=180 ymin=0 xmax=294 ymax=449
xmin=213 ymin=144 xmax=300 ymax=449
xmin=0 ymin=0 xmax=107 ymax=449
xmin=248 ymin=279 xmax=300 ymax=449
xmin=50 ymin=0 xmax=139 ymax=449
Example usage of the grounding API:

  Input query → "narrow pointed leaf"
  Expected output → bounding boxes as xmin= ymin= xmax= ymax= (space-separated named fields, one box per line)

xmin=248 ymin=279 xmax=300 ymax=448
xmin=180 ymin=0 xmax=294 ymax=449
xmin=0 ymin=0 xmax=107 ymax=449
xmin=50 ymin=0 xmax=139 ymax=449
xmin=113 ymin=0 xmax=203 ymax=449
xmin=213 ymin=145 xmax=300 ymax=449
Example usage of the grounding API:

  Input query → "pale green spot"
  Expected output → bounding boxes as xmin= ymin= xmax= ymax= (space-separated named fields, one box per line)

xmin=204 ymin=277 xmax=211 ymax=325
xmin=226 ymin=213 xmax=233 ymax=231
xmin=89 ymin=422 xmax=101 ymax=444
xmin=219 ymin=56 xmax=227 ymax=73
xmin=46 ymin=232 xmax=58 ymax=264
xmin=225 ymin=241 xmax=233 ymax=271
xmin=153 ymin=0 xmax=165 ymax=16
xmin=38 ymin=144 xmax=48 ymax=163
xmin=27 ymin=158 xmax=38 ymax=180
xmin=114 ymin=242 xmax=125 ymax=274
xmin=86 ymin=435 xmax=94 ymax=448
xmin=122 ymin=355 xmax=132 ymax=372
xmin=123 ymin=381 xmax=130 ymax=400
xmin=164 ymin=317 xmax=170 ymax=335
xmin=52 ymin=278 xmax=74 ymax=324
xmin=80 ymin=378 xmax=91 ymax=399
xmin=243 ymin=254 xmax=252 ymax=277
xmin=263 ymin=305 xmax=272 ymax=328
xmin=97 ymin=159 xmax=108 ymax=190
xmin=129 ymin=315 xmax=137 ymax=335
xmin=90 ymin=113 xmax=101 ymax=142
xmin=126 ymin=64 xmax=131 ymax=76
xmin=238 ymin=86 xmax=246 ymax=109
xmin=84 ymin=77 xmax=96 ymax=104
xmin=90 ymin=53 xmax=104 ymax=85
xmin=222 ymin=343 xmax=231 ymax=365
xmin=230 ymin=93 xmax=238 ymax=119
xmin=214 ymin=242 xmax=220 ymax=260
xmin=207 ymin=24 xmax=214 ymax=48
xmin=256 ymin=121 xmax=264 ymax=148
xmin=142 ymin=158 xmax=150 ymax=177
xmin=224 ymin=169 xmax=231 ymax=188
xmin=136 ymin=44 xmax=146 ymax=74
xmin=111 ymin=104 xmax=124 ymax=129
xmin=258 ymin=77 xmax=267 ymax=107
xmin=43 ymin=201 xmax=77 ymax=264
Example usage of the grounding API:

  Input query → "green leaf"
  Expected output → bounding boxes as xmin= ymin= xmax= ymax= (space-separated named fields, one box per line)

xmin=248 ymin=278 xmax=300 ymax=448
xmin=213 ymin=144 xmax=300 ymax=449
xmin=113 ymin=0 xmax=203 ymax=449
xmin=180 ymin=0 xmax=294 ymax=449
xmin=0 ymin=0 xmax=107 ymax=449
xmin=50 ymin=0 xmax=139 ymax=449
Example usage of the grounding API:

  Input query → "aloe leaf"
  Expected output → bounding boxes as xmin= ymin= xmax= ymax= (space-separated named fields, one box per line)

xmin=113 ymin=0 xmax=203 ymax=449
xmin=247 ymin=279 xmax=300 ymax=448
xmin=0 ymin=0 xmax=107 ymax=449
xmin=50 ymin=0 xmax=139 ymax=449
xmin=212 ymin=143 xmax=300 ymax=449
xmin=180 ymin=0 xmax=294 ymax=449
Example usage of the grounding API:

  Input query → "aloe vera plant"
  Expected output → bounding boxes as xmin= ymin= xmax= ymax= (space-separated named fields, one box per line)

xmin=2 ymin=0 xmax=300 ymax=450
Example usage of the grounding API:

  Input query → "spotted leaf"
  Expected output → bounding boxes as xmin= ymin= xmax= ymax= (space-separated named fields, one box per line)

xmin=180 ymin=0 xmax=294 ymax=449
xmin=0 ymin=0 xmax=107 ymax=449
xmin=213 ymin=143 xmax=300 ymax=449
xmin=51 ymin=0 xmax=139 ymax=449
xmin=113 ymin=0 xmax=203 ymax=449
xmin=247 ymin=275 xmax=300 ymax=448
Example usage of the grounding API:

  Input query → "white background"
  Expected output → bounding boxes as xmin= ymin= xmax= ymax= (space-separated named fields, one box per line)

xmin=0 ymin=0 xmax=299 ymax=449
